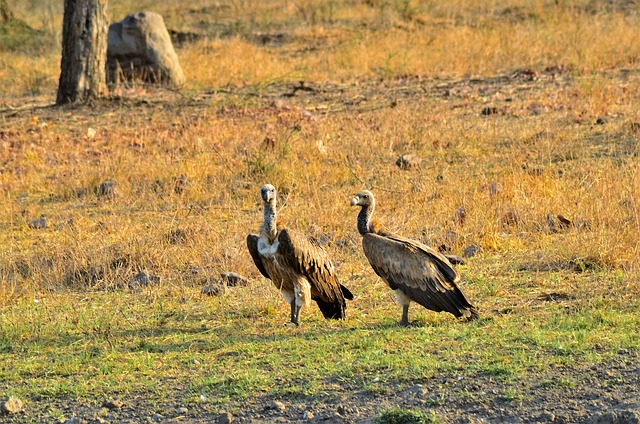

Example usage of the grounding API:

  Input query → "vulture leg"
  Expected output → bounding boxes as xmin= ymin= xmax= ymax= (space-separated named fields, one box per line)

xmin=289 ymin=300 xmax=300 ymax=326
xmin=292 ymin=302 xmax=302 ymax=326
xmin=395 ymin=289 xmax=412 ymax=326
xmin=400 ymin=305 xmax=410 ymax=326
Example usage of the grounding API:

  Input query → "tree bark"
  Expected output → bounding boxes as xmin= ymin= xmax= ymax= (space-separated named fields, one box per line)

xmin=56 ymin=0 xmax=108 ymax=105
xmin=0 ymin=0 xmax=13 ymax=24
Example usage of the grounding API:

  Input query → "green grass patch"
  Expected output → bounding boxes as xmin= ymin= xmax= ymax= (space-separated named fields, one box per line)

xmin=378 ymin=407 xmax=441 ymax=424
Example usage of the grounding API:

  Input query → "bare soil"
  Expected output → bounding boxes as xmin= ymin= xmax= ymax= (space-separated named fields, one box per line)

xmin=2 ymin=71 xmax=639 ymax=424
xmin=2 ymin=352 xmax=638 ymax=423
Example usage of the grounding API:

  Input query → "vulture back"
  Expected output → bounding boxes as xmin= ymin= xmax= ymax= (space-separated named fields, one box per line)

xmin=277 ymin=229 xmax=352 ymax=319
xmin=363 ymin=233 xmax=477 ymax=319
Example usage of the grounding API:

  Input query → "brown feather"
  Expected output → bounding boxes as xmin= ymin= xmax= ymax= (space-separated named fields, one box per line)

xmin=276 ymin=229 xmax=349 ymax=311
xmin=363 ymin=233 xmax=477 ymax=319
xmin=351 ymin=189 xmax=478 ymax=321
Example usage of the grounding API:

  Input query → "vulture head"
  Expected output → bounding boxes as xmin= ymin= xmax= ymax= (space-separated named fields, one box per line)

xmin=350 ymin=190 xmax=375 ymax=208
xmin=261 ymin=184 xmax=277 ymax=205
xmin=351 ymin=190 xmax=377 ymax=235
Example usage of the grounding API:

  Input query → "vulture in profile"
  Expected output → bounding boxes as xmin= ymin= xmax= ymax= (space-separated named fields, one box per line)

xmin=350 ymin=190 xmax=479 ymax=325
xmin=247 ymin=184 xmax=354 ymax=326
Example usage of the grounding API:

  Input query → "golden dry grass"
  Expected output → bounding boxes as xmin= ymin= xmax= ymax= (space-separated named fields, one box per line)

xmin=0 ymin=2 xmax=639 ymax=419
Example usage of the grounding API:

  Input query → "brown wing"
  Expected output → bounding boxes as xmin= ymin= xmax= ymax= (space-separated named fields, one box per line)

xmin=276 ymin=229 xmax=351 ymax=319
xmin=362 ymin=233 xmax=477 ymax=319
xmin=246 ymin=234 xmax=271 ymax=279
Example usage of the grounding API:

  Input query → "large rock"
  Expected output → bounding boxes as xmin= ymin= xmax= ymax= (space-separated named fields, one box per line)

xmin=107 ymin=11 xmax=185 ymax=87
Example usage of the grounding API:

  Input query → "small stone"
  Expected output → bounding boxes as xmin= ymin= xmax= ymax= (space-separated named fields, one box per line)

xmin=463 ymin=245 xmax=481 ymax=258
xmin=217 ymin=412 xmax=233 ymax=424
xmin=539 ymin=411 xmax=555 ymax=422
xmin=396 ymin=154 xmax=421 ymax=170
xmin=153 ymin=179 xmax=165 ymax=193
xmin=438 ymin=243 xmax=451 ymax=253
xmin=165 ymin=229 xmax=189 ymax=244
xmin=96 ymin=407 xmax=110 ymax=417
xmin=97 ymin=180 xmax=117 ymax=200
xmin=501 ymin=210 xmax=520 ymax=226
xmin=303 ymin=411 xmax=314 ymax=420
xmin=452 ymin=205 xmax=466 ymax=226
xmin=130 ymin=271 xmax=161 ymax=288
xmin=28 ymin=214 xmax=47 ymax=229
xmin=337 ymin=405 xmax=355 ymax=416
xmin=270 ymin=401 xmax=286 ymax=412
xmin=489 ymin=182 xmax=502 ymax=199
xmin=0 ymin=396 xmax=24 ymax=414
xmin=173 ymin=174 xmax=189 ymax=194
xmin=481 ymin=106 xmax=499 ymax=116
xmin=595 ymin=117 xmax=608 ymax=125
xmin=406 ymin=384 xmax=429 ymax=396
xmin=525 ymin=165 xmax=545 ymax=176
xmin=556 ymin=214 xmax=572 ymax=229
xmin=220 ymin=272 xmax=250 ymax=287
xmin=103 ymin=399 xmax=124 ymax=410
xmin=445 ymin=230 xmax=460 ymax=244
xmin=202 ymin=283 xmax=226 ymax=296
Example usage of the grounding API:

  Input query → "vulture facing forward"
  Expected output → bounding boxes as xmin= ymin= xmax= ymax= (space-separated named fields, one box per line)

xmin=247 ymin=184 xmax=354 ymax=326
xmin=350 ymin=190 xmax=478 ymax=325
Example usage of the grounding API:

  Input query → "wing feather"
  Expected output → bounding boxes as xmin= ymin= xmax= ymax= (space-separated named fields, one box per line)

xmin=363 ymin=233 xmax=476 ymax=318
xmin=276 ymin=229 xmax=345 ymax=303
xmin=246 ymin=234 xmax=271 ymax=279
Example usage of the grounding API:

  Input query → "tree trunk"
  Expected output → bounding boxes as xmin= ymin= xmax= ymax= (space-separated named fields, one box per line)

xmin=56 ymin=0 xmax=108 ymax=105
xmin=0 ymin=0 xmax=13 ymax=24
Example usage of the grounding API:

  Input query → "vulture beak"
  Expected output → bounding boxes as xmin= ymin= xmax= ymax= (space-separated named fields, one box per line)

xmin=264 ymin=191 xmax=275 ymax=202
xmin=261 ymin=185 xmax=276 ymax=203
xmin=350 ymin=195 xmax=359 ymax=207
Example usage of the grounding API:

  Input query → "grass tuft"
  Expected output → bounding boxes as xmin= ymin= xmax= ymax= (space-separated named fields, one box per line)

xmin=378 ymin=407 xmax=441 ymax=424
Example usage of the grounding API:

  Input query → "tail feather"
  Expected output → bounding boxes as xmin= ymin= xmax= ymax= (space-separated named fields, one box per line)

xmin=314 ymin=298 xmax=346 ymax=320
xmin=340 ymin=284 xmax=354 ymax=300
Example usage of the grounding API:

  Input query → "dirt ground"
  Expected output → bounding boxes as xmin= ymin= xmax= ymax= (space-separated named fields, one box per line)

xmin=2 ymin=70 xmax=639 ymax=424
xmin=2 ymin=351 xmax=638 ymax=423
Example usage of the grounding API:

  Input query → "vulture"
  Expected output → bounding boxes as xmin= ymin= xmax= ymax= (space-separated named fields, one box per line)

xmin=247 ymin=184 xmax=354 ymax=326
xmin=350 ymin=190 xmax=479 ymax=325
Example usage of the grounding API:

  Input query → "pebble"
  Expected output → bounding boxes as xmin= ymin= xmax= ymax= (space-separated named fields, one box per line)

xmin=270 ymin=401 xmax=286 ymax=411
xmin=463 ymin=245 xmax=481 ymax=258
xmin=396 ymin=154 xmax=421 ymax=170
xmin=0 ymin=396 xmax=24 ymax=414
xmin=103 ymin=399 xmax=124 ymax=410
xmin=97 ymin=180 xmax=117 ymax=200
xmin=202 ymin=283 xmax=226 ymax=296
xmin=221 ymin=272 xmax=250 ymax=287
xmin=28 ymin=215 xmax=47 ymax=229
xmin=217 ymin=411 xmax=233 ymax=423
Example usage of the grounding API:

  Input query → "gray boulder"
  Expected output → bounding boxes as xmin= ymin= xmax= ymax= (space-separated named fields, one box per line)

xmin=107 ymin=11 xmax=185 ymax=87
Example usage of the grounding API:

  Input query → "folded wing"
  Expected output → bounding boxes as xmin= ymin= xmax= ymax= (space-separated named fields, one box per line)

xmin=363 ymin=233 xmax=477 ymax=319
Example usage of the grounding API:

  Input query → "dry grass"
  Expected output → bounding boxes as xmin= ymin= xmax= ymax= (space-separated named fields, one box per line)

xmin=3 ymin=0 xmax=639 ymax=97
xmin=0 ymin=0 xmax=639 ymax=420
xmin=1 ymin=71 xmax=638 ymax=300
